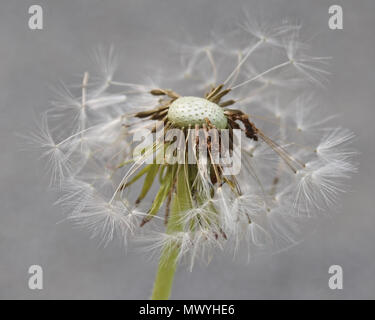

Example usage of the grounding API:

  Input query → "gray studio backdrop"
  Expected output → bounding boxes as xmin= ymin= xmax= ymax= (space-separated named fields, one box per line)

xmin=0 ymin=0 xmax=374 ymax=299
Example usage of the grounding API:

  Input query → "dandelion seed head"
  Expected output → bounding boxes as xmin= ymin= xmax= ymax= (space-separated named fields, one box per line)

xmin=35 ymin=16 xmax=356 ymax=267
xmin=168 ymin=96 xmax=227 ymax=129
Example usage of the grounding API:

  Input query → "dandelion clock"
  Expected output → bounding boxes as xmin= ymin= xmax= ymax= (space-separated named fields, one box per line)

xmin=33 ymin=17 xmax=356 ymax=299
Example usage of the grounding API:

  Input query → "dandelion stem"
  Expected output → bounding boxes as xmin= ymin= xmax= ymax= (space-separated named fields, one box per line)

xmin=151 ymin=165 xmax=192 ymax=300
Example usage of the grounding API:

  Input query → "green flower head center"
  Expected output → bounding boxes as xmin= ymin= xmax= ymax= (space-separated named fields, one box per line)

xmin=167 ymin=96 xmax=227 ymax=129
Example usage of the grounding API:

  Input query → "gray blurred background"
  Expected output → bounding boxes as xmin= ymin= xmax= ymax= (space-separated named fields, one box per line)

xmin=0 ymin=0 xmax=374 ymax=299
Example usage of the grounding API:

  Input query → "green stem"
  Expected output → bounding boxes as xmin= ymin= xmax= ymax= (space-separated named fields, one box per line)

xmin=151 ymin=165 xmax=191 ymax=300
